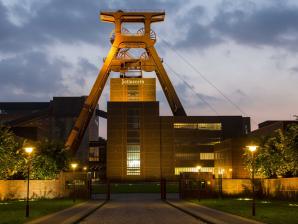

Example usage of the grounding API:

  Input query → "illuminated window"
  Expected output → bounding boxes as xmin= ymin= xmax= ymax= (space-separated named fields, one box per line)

xmin=127 ymin=144 xmax=140 ymax=175
xmin=174 ymin=123 xmax=197 ymax=129
xmin=127 ymin=108 xmax=141 ymax=175
xmin=200 ymin=153 xmax=214 ymax=160
xmin=175 ymin=167 xmax=214 ymax=175
xmin=174 ymin=123 xmax=222 ymax=130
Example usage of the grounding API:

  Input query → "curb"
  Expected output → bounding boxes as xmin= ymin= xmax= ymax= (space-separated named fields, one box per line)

xmin=73 ymin=200 xmax=108 ymax=223
xmin=164 ymin=200 xmax=213 ymax=224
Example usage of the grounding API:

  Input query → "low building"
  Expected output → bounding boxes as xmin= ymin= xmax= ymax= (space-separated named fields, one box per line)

xmin=214 ymin=120 xmax=298 ymax=179
xmin=0 ymin=97 xmax=99 ymax=164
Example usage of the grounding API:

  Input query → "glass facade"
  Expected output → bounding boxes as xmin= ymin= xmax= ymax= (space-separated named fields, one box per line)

xmin=127 ymin=144 xmax=141 ymax=175
xmin=127 ymin=108 xmax=141 ymax=175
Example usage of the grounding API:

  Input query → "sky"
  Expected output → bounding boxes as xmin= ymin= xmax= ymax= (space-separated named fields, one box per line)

xmin=0 ymin=0 xmax=298 ymax=137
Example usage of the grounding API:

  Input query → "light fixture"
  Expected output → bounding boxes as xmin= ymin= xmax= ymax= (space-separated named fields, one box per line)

xmin=71 ymin=163 xmax=78 ymax=170
xmin=24 ymin=147 xmax=34 ymax=154
xmin=247 ymin=145 xmax=258 ymax=152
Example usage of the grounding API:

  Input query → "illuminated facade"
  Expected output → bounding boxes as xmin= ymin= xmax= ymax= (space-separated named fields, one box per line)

xmin=110 ymin=78 xmax=156 ymax=102
xmin=107 ymin=78 xmax=250 ymax=181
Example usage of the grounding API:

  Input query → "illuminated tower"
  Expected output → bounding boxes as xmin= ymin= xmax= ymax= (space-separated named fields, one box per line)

xmin=66 ymin=10 xmax=186 ymax=152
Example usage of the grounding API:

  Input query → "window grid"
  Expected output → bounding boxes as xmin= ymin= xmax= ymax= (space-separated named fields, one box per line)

xmin=174 ymin=167 xmax=214 ymax=175
xmin=200 ymin=153 xmax=214 ymax=160
xmin=174 ymin=123 xmax=222 ymax=130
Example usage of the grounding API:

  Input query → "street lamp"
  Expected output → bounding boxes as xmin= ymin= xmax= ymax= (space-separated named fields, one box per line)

xmin=247 ymin=145 xmax=258 ymax=216
xmin=24 ymin=146 xmax=34 ymax=218
xmin=196 ymin=166 xmax=202 ymax=201
xmin=70 ymin=163 xmax=78 ymax=203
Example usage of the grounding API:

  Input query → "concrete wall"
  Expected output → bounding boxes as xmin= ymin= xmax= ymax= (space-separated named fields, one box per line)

xmin=0 ymin=179 xmax=66 ymax=201
xmin=0 ymin=172 xmax=88 ymax=201
xmin=221 ymin=177 xmax=298 ymax=199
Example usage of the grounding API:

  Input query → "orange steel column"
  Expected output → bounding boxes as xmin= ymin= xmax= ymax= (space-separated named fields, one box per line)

xmin=65 ymin=41 xmax=119 ymax=151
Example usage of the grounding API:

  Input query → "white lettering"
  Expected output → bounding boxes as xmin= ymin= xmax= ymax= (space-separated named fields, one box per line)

xmin=121 ymin=79 xmax=145 ymax=85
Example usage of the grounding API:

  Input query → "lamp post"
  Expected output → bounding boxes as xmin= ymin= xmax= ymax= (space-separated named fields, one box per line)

xmin=247 ymin=145 xmax=258 ymax=216
xmin=196 ymin=165 xmax=202 ymax=201
xmin=24 ymin=146 xmax=34 ymax=218
xmin=71 ymin=163 xmax=78 ymax=203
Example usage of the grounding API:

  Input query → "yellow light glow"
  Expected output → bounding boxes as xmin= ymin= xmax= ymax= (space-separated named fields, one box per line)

xmin=24 ymin=147 xmax=33 ymax=154
xmin=83 ymin=166 xmax=87 ymax=171
xmin=229 ymin=168 xmax=233 ymax=172
xmin=196 ymin=165 xmax=202 ymax=171
xmin=71 ymin=163 xmax=78 ymax=170
xmin=247 ymin=145 xmax=258 ymax=152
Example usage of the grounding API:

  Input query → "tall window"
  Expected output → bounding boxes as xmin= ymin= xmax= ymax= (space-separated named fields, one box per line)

xmin=127 ymin=144 xmax=140 ymax=175
xmin=127 ymin=108 xmax=141 ymax=175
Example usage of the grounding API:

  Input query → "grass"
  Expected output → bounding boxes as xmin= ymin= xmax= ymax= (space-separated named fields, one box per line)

xmin=190 ymin=198 xmax=298 ymax=224
xmin=92 ymin=182 xmax=179 ymax=194
xmin=0 ymin=198 xmax=84 ymax=224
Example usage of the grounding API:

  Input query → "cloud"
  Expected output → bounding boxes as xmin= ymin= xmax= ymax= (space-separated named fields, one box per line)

xmin=0 ymin=51 xmax=69 ymax=100
xmin=0 ymin=0 xmax=110 ymax=53
xmin=212 ymin=1 xmax=298 ymax=49
xmin=173 ymin=0 xmax=298 ymax=50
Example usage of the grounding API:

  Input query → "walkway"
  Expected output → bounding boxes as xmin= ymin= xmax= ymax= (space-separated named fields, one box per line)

xmin=79 ymin=194 xmax=203 ymax=224
xmin=26 ymin=200 xmax=105 ymax=224
xmin=167 ymin=199 xmax=264 ymax=224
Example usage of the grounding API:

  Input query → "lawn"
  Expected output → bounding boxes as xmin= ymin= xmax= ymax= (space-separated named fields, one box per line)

xmin=92 ymin=182 xmax=179 ymax=194
xmin=190 ymin=198 xmax=298 ymax=224
xmin=0 ymin=198 xmax=84 ymax=224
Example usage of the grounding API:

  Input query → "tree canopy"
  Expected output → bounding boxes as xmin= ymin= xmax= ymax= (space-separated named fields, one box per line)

xmin=0 ymin=126 xmax=69 ymax=180
xmin=244 ymin=124 xmax=298 ymax=178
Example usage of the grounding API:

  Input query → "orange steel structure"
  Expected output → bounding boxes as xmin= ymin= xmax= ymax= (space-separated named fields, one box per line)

xmin=65 ymin=10 xmax=186 ymax=152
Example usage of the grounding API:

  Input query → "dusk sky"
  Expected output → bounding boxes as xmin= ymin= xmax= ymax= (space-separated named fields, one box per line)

xmin=1 ymin=0 xmax=298 ymax=136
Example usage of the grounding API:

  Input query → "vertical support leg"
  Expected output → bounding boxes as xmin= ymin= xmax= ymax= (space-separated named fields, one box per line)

xmin=106 ymin=179 xmax=110 ymax=201
xmin=65 ymin=42 xmax=120 ymax=152
xmin=160 ymin=178 xmax=166 ymax=200
xmin=146 ymin=46 xmax=186 ymax=116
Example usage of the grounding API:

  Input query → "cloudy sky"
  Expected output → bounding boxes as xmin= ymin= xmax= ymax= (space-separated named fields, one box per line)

xmin=1 ymin=0 xmax=298 ymax=136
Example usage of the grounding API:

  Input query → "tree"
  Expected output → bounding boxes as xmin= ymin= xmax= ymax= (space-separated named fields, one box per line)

xmin=244 ymin=124 xmax=298 ymax=178
xmin=0 ymin=126 xmax=69 ymax=180
xmin=0 ymin=126 xmax=25 ymax=179
xmin=30 ymin=140 xmax=69 ymax=179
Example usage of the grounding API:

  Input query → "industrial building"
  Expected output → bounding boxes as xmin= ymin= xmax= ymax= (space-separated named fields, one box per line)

xmin=107 ymin=77 xmax=250 ymax=181
xmin=214 ymin=120 xmax=298 ymax=179
xmin=0 ymin=97 xmax=100 ymax=165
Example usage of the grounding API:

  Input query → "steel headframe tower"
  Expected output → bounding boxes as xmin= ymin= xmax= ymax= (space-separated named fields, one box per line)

xmin=65 ymin=10 xmax=186 ymax=152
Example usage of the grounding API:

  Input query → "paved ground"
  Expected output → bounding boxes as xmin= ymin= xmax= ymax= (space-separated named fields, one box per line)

xmin=27 ymin=200 xmax=105 ymax=224
xmin=79 ymin=194 xmax=204 ymax=224
xmin=167 ymin=200 xmax=264 ymax=224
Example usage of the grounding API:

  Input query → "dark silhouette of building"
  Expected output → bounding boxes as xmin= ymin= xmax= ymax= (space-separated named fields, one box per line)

xmin=0 ymin=97 xmax=99 ymax=164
